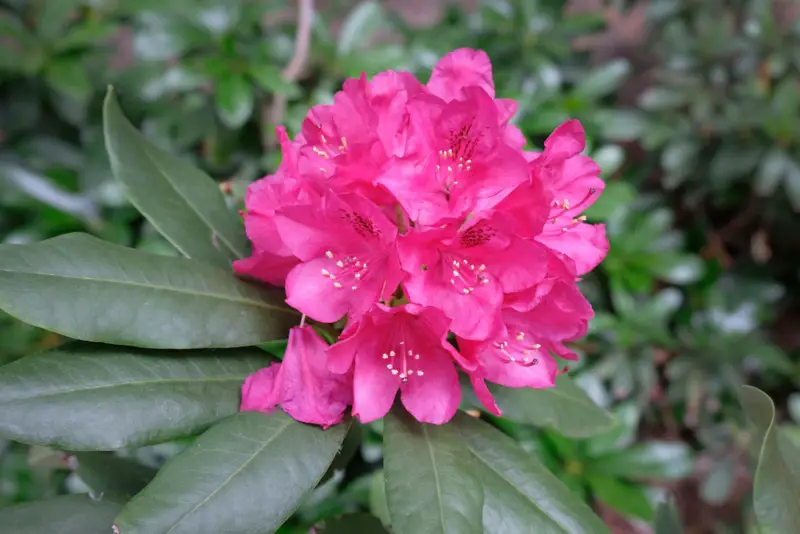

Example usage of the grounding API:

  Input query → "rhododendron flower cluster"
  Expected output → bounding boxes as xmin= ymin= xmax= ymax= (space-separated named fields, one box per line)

xmin=237 ymin=49 xmax=608 ymax=427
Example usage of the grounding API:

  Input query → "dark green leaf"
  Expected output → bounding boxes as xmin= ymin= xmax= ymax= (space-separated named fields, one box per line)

xmin=0 ymin=494 xmax=122 ymax=534
xmin=587 ymin=474 xmax=653 ymax=521
xmin=588 ymin=442 xmax=693 ymax=481
xmin=740 ymin=386 xmax=800 ymax=534
xmin=320 ymin=513 xmax=390 ymax=533
xmin=0 ymin=233 xmax=296 ymax=348
xmin=654 ymin=495 xmax=683 ymax=534
xmin=115 ymin=412 xmax=349 ymax=534
xmin=103 ymin=88 xmax=249 ymax=268
xmin=383 ymin=408 xmax=484 ymax=534
xmin=463 ymin=375 xmax=616 ymax=438
xmin=75 ymin=452 xmax=158 ymax=498
xmin=0 ymin=343 xmax=271 ymax=449
xmin=455 ymin=414 xmax=610 ymax=534
xmin=214 ymin=76 xmax=254 ymax=129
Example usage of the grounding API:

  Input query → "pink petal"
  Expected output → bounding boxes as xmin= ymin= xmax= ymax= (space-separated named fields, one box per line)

xmin=470 ymin=375 xmax=502 ymax=416
xmin=240 ymin=364 xmax=281 ymax=413
xmin=233 ymin=250 xmax=298 ymax=287
xmin=400 ymin=344 xmax=461 ymax=424
xmin=351 ymin=331 xmax=400 ymax=422
xmin=538 ymin=223 xmax=609 ymax=275
xmin=543 ymin=119 xmax=586 ymax=161
xmin=285 ymin=258 xmax=371 ymax=323
xmin=428 ymin=48 xmax=495 ymax=101
xmin=241 ymin=326 xmax=352 ymax=429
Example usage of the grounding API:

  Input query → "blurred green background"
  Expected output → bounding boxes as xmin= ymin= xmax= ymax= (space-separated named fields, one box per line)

xmin=1 ymin=0 xmax=799 ymax=532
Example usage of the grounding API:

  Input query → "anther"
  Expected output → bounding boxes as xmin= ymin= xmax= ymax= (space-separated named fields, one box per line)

xmin=325 ymin=251 xmax=334 ymax=258
xmin=333 ymin=282 xmax=342 ymax=288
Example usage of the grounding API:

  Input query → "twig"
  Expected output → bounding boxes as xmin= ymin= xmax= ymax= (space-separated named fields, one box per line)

xmin=261 ymin=0 xmax=315 ymax=150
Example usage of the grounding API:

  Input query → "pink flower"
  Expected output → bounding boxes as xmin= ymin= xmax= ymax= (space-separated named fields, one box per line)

xmin=241 ymin=325 xmax=352 ymax=429
xmin=532 ymin=120 xmax=609 ymax=274
xmin=234 ymin=48 xmax=609 ymax=428
xmin=378 ymin=86 xmax=529 ymax=226
xmin=398 ymin=216 xmax=550 ymax=340
xmin=234 ymin=127 xmax=320 ymax=286
xmin=276 ymin=191 xmax=404 ymax=323
xmin=327 ymin=304 xmax=466 ymax=424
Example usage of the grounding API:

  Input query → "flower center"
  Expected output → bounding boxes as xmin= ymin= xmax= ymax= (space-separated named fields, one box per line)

xmin=445 ymin=256 xmax=489 ymax=295
xmin=320 ymin=250 xmax=371 ymax=292
xmin=491 ymin=330 xmax=542 ymax=366
xmin=381 ymin=340 xmax=424 ymax=384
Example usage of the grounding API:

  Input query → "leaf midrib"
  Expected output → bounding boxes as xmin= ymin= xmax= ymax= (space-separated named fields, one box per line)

xmin=164 ymin=417 xmax=293 ymax=534
xmin=140 ymin=141 xmax=247 ymax=260
xmin=463 ymin=440 xmax=571 ymax=534
xmin=0 ymin=268 xmax=290 ymax=313
xmin=422 ymin=425 xmax=448 ymax=534
xmin=0 ymin=376 xmax=249 ymax=403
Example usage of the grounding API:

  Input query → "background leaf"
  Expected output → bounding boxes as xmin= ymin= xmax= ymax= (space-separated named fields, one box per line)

xmin=0 ymin=233 xmax=297 ymax=349
xmin=214 ymin=76 xmax=254 ymax=129
xmin=383 ymin=407 xmax=484 ymax=534
xmin=0 ymin=494 xmax=122 ymax=534
xmin=319 ymin=513 xmax=390 ymax=533
xmin=114 ymin=412 xmax=349 ymax=534
xmin=0 ymin=343 xmax=271 ymax=449
xmin=75 ymin=452 xmax=158 ymax=498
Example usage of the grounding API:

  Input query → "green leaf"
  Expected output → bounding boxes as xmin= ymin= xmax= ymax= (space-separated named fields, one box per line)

xmin=574 ymin=59 xmax=630 ymax=100
xmin=587 ymin=474 xmax=653 ymax=521
xmin=755 ymin=148 xmax=789 ymax=196
xmin=214 ymin=75 xmax=255 ymax=129
xmin=338 ymin=2 xmax=385 ymax=56
xmin=320 ymin=513 xmax=390 ymax=533
xmin=370 ymin=470 xmax=391 ymax=527
xmin=0 ymin=233 xmax=296 ymax=348
xmin=652 ymin=254 xmax=704 ymax=285
xmin=0 ymin=494 xmax=122 ymax=534
xmin=115 ymin=412 xmax=349 ymax=534
xmin=250 ymin=63 xmax=301 ymax=97
xmin=75 ymin=452 xmax=158 ymax=498
xmin=35 ymin=0 xmax=82 ymax=39
xmin=654 ymin=496 xmax=683 ymax=534
xmin=584 ymin=403 xmax=641 ymax=456
xmin=103 ymin=88 xmax=249 ymax=268
xmin=588 ymin=442 xmax=693 ymax=481
xmin=455 ymin=414 xmax=610 ymax=534
xmin=55 ymin=21 xmax=117 ymax=52
xmin=0 ymin=343 xmax=271 ymax=449
xmin=584 ymin=182 xmax=636 ymax=221
xmin=740 ymin=386 xmax=800 ymax=534
xmin=383 ymin=408 xmax=484 ymax=534
xmin=44 ymin=59 xmax=92 ymax=102
xmin=463 ymin=375 xmax=616 ymax=438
